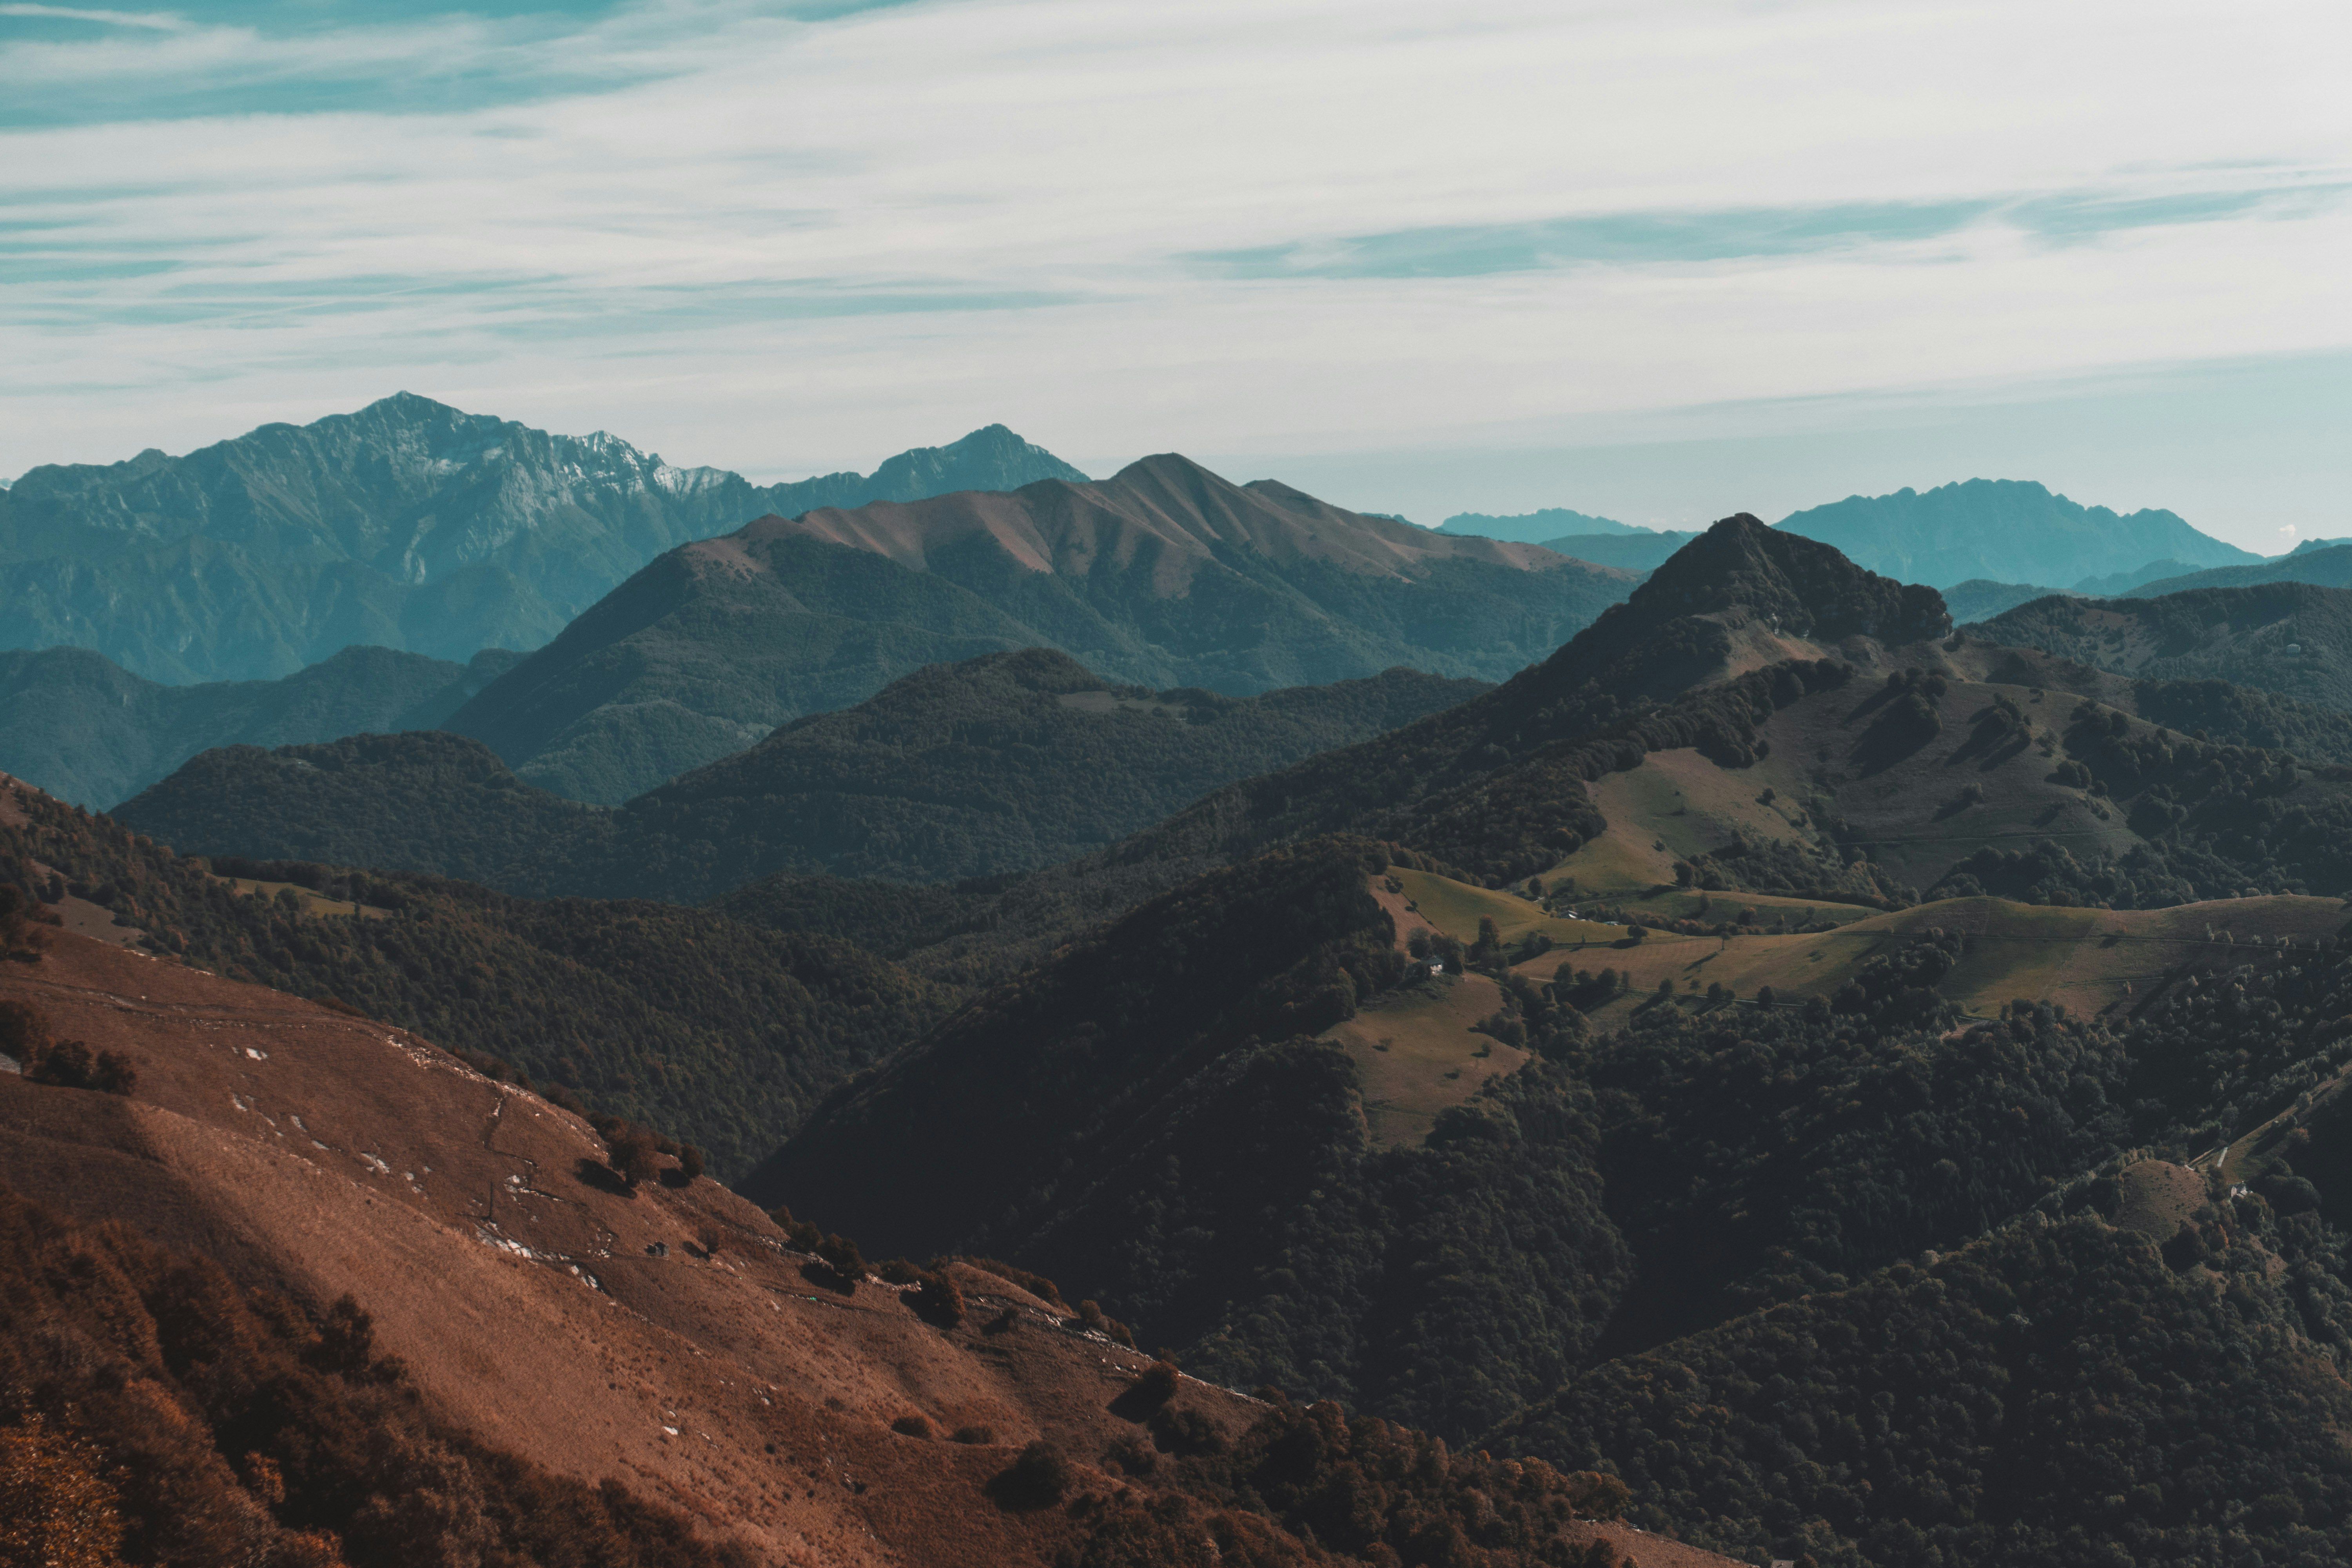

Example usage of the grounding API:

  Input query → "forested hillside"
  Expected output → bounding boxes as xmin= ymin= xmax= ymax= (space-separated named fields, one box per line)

xmin=2 ymin=774 xmax=947 ymax=1176
xmin=115 ymin=652 xmax=1488 ymax=899
xmin=0 ymin=643 xmax=521 ymax=808
xmin=1982 ymin=581 xmax=2352 ymax=717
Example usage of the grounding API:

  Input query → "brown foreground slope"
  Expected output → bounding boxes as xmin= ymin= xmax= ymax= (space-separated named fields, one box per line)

xmin=0 ymin=926 xmax=1723 ymax=1568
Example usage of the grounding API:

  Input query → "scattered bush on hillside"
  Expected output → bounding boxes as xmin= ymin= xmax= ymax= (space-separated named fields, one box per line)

xmin=890 ymin=1414 xmax=935 ymax=1440
xmin=0 ymin=1178 xmax=749 ymax=1568
xmin=21 ymin=1038 xmax=139 ymax=1096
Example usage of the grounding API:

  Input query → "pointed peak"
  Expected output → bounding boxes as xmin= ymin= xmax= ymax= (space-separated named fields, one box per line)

xmin=1635 ymin=512 xmax=1950 ymax=643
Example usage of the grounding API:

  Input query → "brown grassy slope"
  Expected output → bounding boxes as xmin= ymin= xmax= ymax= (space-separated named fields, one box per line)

xmin=743 ymin=454 xmax=1597 ymax=591
xmin=0 ymin=932 xmax=1221 ymax=1567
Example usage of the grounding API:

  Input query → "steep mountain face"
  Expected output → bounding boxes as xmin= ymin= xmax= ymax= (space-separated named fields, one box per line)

xmin=1537 ymin=530 xmax=1696 ymax=573
xmin=1775 ymin=477 xmax=2255 ymax=588
xmin=1981 ymin=583 xmax=2352 ymax=717
xmin=2129 ymin=541 xmax=2352 ymax=597
xmin=1438 ymin=506 xmax=1639 ymax=541
xmin=0 ymin=642 xmax=521 ymax=808
xmin=0 ymin=395 xmax=1089 ymax=683
xmin=445 ymin=456 xmax=1635 ymax=802
xmin=113 ymin=652 xmax=1488 ymax=901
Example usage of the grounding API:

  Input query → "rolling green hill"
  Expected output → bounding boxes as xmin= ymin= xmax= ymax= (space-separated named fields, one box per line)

xmin=113 ymin=651 xmax=1487 ymax=900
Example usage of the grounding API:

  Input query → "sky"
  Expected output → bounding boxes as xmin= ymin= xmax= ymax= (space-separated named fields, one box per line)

xmin=2 ymin=0 xmax=2346 ymax=548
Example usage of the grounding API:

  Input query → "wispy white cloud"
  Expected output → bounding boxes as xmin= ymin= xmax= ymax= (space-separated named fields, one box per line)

xmin=0 ymin=0 xmax=2345 ymax=546
xmin=0 ymin=4 xmax=187 ymax=29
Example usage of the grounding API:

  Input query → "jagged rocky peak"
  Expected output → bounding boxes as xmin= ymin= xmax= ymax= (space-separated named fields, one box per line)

xmin=1637 ymin=512 xmax=1952 ymax=643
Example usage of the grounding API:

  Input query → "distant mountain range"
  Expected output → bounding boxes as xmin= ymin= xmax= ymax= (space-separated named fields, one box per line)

xmin=1437 ymin=506 xmax=1642 ymax=542
xmin=0 ymin=643 xmax=521 ymax=808
xmin=1773 ymin=477 xmax=2256 ymax=588
xmin=437 ymin=454 xmax=1636 ymax=802
xmin=112 ymin=650 xmax=1488 ymax=900
xmin=0 ymin=394 xmax=1088 ymax=683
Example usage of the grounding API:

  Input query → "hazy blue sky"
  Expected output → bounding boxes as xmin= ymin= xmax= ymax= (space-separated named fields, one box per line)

xmin=3 ymin=0 xmax=2345 ymax=548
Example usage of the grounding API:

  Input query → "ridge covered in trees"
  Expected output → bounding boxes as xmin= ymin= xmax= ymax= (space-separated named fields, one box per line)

xmin=1 ymin=778 xmax=948 ymax=1178
xmin=114 ymin=652 xmax=1486 ymax=901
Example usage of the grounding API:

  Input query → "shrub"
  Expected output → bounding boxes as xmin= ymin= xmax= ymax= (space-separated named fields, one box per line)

xmin=1131 ymin=1360 xmax=1180 ymax=1406
xmin=1147 ymin=1405 xmax=1226 ymax=1457
xmin=22 ymin=1038 xmax=137 ymax=1096
xmin=952 ymin=1424 xmax=997 ymax=1445
xmin=813 ymin=1232 xmax=866 ymax=1281
xmin=677 ymin=1144 xmax=705 ymax=1183
xmin=0 ymin=885 xmax=55 ymax=962
xmin=0 ymin=1000 xmax=49 ymax=1062
xmin=909 ymin=1271 xmax=965 ymax=1328
xmin=890 ymin=1415 xmax=935 ymax=1440
xmin=991 ymin=1441 xmax=1073 ymax=1508
xmin=1103 ymin=1432 xmax=1157 ymax=1476
xmin=593 ymin=1118 xmax=662 ymax=1190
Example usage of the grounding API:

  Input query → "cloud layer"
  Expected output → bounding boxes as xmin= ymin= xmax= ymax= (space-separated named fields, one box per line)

xmin=1 ymin=0 xmax=2345 ymax=543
